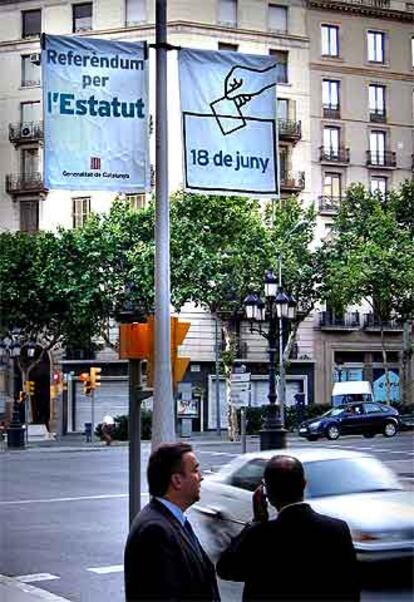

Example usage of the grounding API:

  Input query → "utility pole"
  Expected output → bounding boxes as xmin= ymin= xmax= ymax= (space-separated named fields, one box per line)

xmin=152 ymin=0 xmax=175 ymax=448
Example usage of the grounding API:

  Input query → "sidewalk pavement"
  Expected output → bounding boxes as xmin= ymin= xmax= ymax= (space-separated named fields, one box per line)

xmin=2 ymin=429 xmax=265 ymax=453
xmin=0 ymin=575 xmax=70 ymax=602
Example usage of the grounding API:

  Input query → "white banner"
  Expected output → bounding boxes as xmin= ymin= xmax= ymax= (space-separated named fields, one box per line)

xmin=179 ymin=48 xmax=279 ymax=196
xmin=42 ymin=34 xmax=150 ymax=191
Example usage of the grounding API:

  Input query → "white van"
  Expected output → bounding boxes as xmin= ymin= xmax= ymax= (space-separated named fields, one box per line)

xmin=331 ymin=380 xmax=374 ymax=407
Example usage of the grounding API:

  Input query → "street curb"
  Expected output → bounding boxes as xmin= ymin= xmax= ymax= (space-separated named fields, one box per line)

xmin=0 ymin=575 xmax=71 ymax=601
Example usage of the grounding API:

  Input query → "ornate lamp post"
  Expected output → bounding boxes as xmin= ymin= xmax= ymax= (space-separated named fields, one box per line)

xmin=244 ymin=269 xmax=297 ymax=450
xmin=0 ymin=329 xmax=36 ymax=448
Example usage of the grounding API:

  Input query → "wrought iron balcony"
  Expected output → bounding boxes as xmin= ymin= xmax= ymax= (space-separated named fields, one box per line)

xmin=319 ymin=311 xmax=360 ymax=330
xmin=6 ymin=172 xmax=46 ymax=196
xmin=278 ymin=119 xmax=302 ymax=143
xmin=319 ymin=146 xmax=350 ymax=164
xmin=9 ymin=121 xmax=43 ymax=145
xmin=280 ymin=171 xmax=305 ymax=192
xmin=309 ymin=0 xmax=390 ymax=8
xmin=318 ymin=195 xmax=342 ymax=213
xmin=369 ymin=110 xmax=386 ymax=123
xmin=363 ymin=313 xmax=403 ymax=331
xmin=323 ymin=104 xmax=340 ymax=119
xmin=366 ymin=150 xmax=396 ymax=168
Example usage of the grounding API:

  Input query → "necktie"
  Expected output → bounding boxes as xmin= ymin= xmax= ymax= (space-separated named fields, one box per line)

xmin=184 ymin=519 xmax=202 ymax=552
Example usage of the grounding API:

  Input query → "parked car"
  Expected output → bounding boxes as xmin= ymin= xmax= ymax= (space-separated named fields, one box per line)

xmin=298 ymin=402 xmax=400 ymax=441
xmin=189 ymin=448 xmax=414 ymax=563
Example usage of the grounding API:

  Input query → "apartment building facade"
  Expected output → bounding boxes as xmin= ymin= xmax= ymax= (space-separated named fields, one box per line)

xmin=0 ymin=0 xmax=411 ymax=431
xmin=306 ymin=0 xmax=413 ymax=406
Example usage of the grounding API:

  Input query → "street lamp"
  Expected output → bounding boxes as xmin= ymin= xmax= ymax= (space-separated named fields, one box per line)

xmin=243 ymin=270 xmax=297 ymax=450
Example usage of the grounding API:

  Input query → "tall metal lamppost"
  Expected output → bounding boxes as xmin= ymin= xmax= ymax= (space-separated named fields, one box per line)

xmin=244 ymin=269 xmax=297 ymax=450
xmin=0 ymin=329 xmax=36 ymax=447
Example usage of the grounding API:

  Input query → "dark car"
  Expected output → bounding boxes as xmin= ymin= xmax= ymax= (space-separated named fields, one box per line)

xmin=298 ymin=402 xmax=400 ymax=441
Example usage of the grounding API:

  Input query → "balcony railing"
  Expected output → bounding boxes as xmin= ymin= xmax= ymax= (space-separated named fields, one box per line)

xmin=363 ymin=313 xmax=403 ymax=330
xmin=6 ymin=172 xmax=46 ymax=195
xmin=332 ymin=0 xmax=390 ymax=6
xmin=280 ymin=171 xmax=305 ymax=192
xmin=9 ymin=121 xmax=43 ymax=144
xmin=278 ymin=119 xmax=302 ymax=142
xmin=319 ymin=311 xmax=360 ymax=329
xmin=366 ymin=150 xmax=396 ymax=168
xmin=319 ymin=146 xmax=350 ymax=163
xmin=323 ymin=105 xmax=340 ymax=119
xmin=369 ymin=110 xmax=386 ymax=123
xmin=318 ymin=196 xmax=342 ymax=213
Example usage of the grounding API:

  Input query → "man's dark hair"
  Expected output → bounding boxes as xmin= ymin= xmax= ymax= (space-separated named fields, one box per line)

xmin=147 ymin=442 xmax=193 ymax=497
xmin=264 ymin=455 xmax=306 ymax=505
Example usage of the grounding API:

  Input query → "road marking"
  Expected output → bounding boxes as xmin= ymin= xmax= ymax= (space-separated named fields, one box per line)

xmin=87 ymin=565 xmax=124 ymax=574
xmin=0 ymin=493 xmax=128 ymax=506
xmin=1 ymin=574 xmax=69 ymax=601
xmin=16 ymin=573 xmax=60 ymax=583
xmin=198 ymin=450 xmax=238 ymax=457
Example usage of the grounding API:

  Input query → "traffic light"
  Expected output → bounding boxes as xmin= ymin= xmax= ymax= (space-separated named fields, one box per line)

xmin=25 ymin=380 xmax=35 ymax=395
xmin=171 ymin=317 xmax=190 ymax=389
xmin=90 ymin=367 xmax=102 ymax=389
xmin=79 ymin=372 xmax=92 ymax=395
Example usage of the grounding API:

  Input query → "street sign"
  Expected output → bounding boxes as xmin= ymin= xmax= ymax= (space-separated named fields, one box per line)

xmin=231 ymin=373 xmax=251 ymax=383
xmin=230 ymin=388 xmax=250 ymax=407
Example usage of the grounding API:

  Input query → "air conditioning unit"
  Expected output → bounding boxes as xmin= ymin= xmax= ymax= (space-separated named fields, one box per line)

xmin=30 ymin=53 xmax=41 ymax=65
xmin=20 ymin=123 xmax=35 ymax=138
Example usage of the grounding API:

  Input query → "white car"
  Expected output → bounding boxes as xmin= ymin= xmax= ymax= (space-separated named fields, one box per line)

xmin=189 ymin=447 xmax=414 ymax=563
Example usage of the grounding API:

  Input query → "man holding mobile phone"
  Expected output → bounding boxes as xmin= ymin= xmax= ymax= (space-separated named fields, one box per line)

xmin=217 ymin=455 xmax=360 ymax=601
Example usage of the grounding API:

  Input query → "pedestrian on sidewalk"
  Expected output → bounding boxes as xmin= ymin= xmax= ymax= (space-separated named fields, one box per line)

xmin=217 ymin=454 xmax=360 ymax=601
xmin=124 ymin=442 xmax=220 ymax=601
xmin=101 ymin=415 xmax=114 ymax=445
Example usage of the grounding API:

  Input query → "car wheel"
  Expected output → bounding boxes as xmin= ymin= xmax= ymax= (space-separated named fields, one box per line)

xmin=383 ymin=421 xmax=397 ymax=438
xmin=306 ymin=435 xmax=318 ymax=442
xmin=363 ymin=432 xmax=375 ymax=438
xmin=326 ymin=424 xmax=340 ymax=440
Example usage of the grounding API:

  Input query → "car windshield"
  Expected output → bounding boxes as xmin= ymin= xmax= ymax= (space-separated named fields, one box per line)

xmin=305 ymin=457 xmax=403 ymax=499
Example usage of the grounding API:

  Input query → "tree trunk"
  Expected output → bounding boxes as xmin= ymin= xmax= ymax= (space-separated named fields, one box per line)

xmin=221 ymin=322 xmax=238 ymax=441
xmin=380 ymin=325 xmax=391 ymax=404
xmin=401 ymin=321 xmax=413 ymax=405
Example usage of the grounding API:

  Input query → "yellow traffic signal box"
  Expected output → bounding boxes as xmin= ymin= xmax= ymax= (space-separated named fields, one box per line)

xmin=90 ymin=367 xmax=102 ymax=388
xmin=79 ymin=372 xmax=92 ymax=395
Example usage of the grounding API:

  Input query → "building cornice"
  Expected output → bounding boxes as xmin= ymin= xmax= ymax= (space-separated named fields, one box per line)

xmin=0 ymin=19 xmax=309 ymax=50
xmin=307 ymin=0 xmax=414 ymax=22
xmin=310 ymin=61 xmax=413 ymax=82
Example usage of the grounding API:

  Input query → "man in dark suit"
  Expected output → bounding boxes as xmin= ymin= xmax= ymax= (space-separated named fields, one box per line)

xmin=217 ymin=455 xmax=360 ymax=601
xmin=124 ymin=442 xmax=220 ymax=601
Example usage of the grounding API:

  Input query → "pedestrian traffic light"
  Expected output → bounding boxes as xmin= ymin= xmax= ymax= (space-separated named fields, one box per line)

xmin=79 ymin=372 xmax=92 ymax=395
xmin=90 ymin=367 xmax=102 ymax=389
xmin=25 ymin=380 xmax=35 ymax=395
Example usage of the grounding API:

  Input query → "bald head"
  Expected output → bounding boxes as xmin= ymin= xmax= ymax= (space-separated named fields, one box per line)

xmin=264 ymin=455 xmax=306 ymax=510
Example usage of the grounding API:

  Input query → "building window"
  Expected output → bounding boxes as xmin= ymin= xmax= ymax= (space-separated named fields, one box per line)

xmin=20 ymin=200 xmax=39 ymax=233
xmin=370 ymin=176 xmax=387 ymax=195
xmin=369 ymin=130 xmax=386 ymax=165
xmin=217 ymin=0 xmax=237 ymax=27
xmin=21 ymin=101 xmax=41 ymax=124
xmin=21 ymin=148 xmax=39 ymax=175
xmin=367 ymin=31 xmax=385 ymax=63
xmin=321 ymin=24 xmax=339 ymax=57
xmin=322 ymin=79 xmax=340 ymax=117
xmin=268 ymin=5 xmax=287 ymax=34
xmin=218 ymin=42 xmax=238 ymax=51
xmin=323 ymin=126 xmax=340 ymax=158
xmin=269 ymin=49 xmax=288 ymax=83
xmin=73 ymin=3 xmax=92 ymax=33
xmin=22 ymin=9 xmax=41 ymax=39
xmin=369 ymin=85 xmax=386 ymax=121
xmin=126 ymin=193 xmax=146 ymax=211
xmin=411 ymin=37 xmax=414 ymax=67
xmin=277 ymin=98 xmax=288 ymax=120
xmin=323 ymin=172 xmax=342 ymax=199
xmin=72 ymin=197 xmax=91 ymax=228
xmin=126 ymin=0 xmax=146 ymax=25
xmin=21 ymin=55 xmax=41 ymax=87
